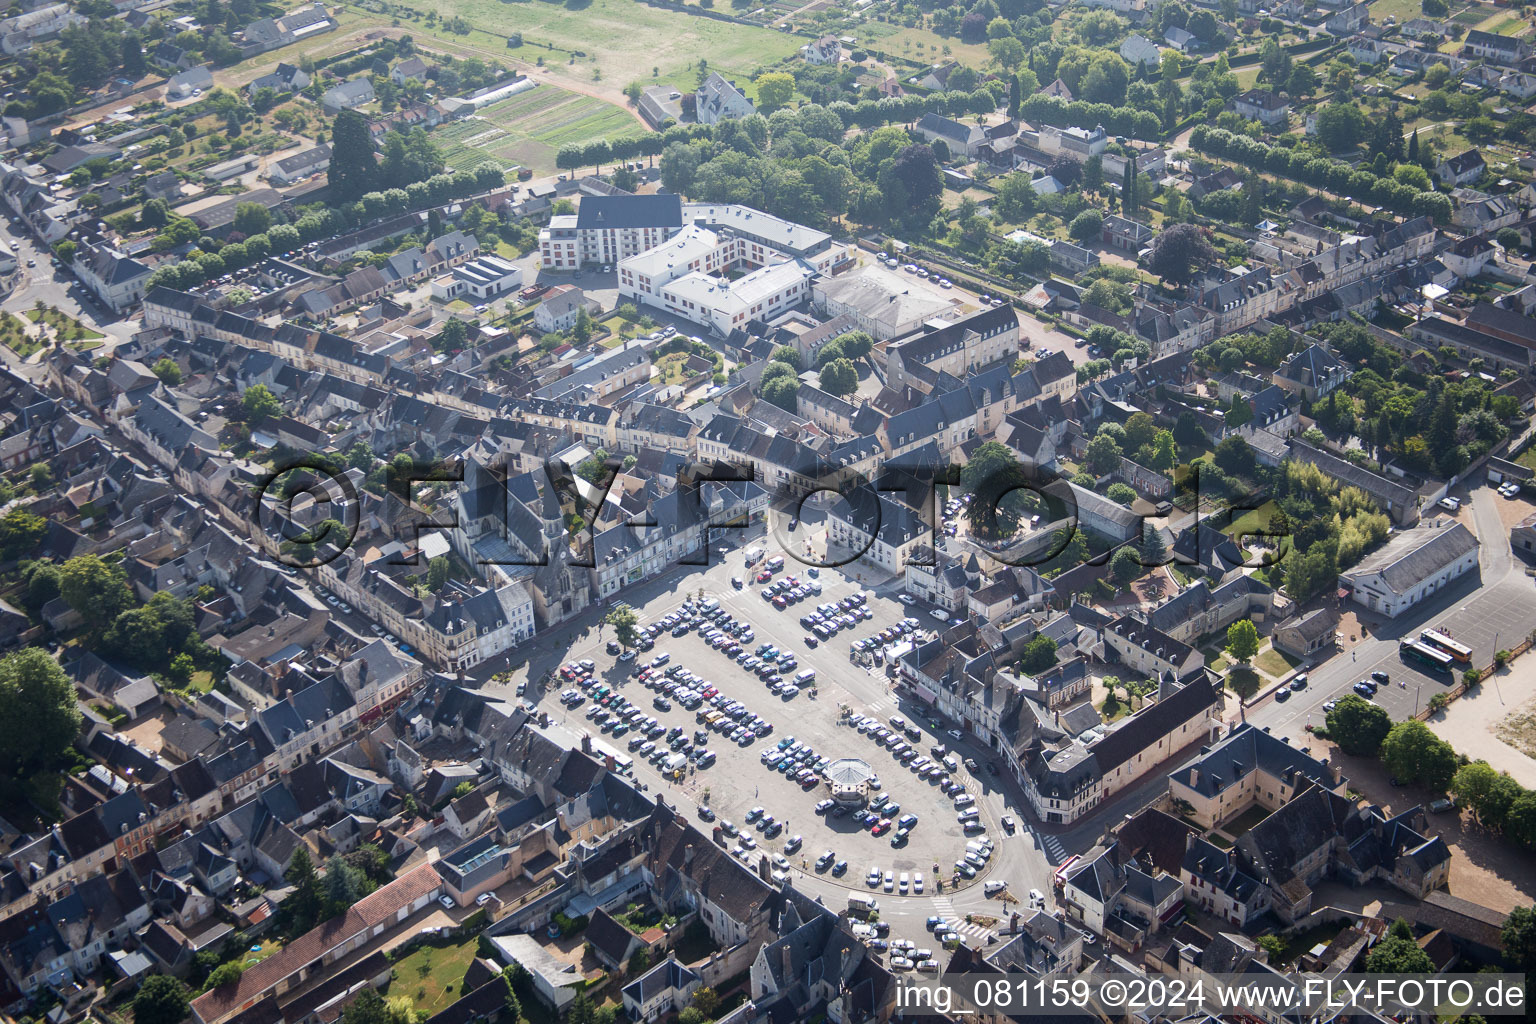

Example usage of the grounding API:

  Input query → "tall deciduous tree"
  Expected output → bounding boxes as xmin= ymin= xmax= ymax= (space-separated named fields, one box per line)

xmin=1225 ymin=619 xmax=1259 ymax=665
xmin=1148 ymin=223 xmax=1219 ymax=285
xmin=60 ymin=554 xmax=133 ymax=633
xmin=133 ymin=976 xmax=190 ymax=1024
xmin=0 ymin=649 xmax=82 ymax=809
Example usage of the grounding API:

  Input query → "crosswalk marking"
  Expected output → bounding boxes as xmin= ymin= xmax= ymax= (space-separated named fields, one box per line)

xmin=945 ymin=918 xmax=995 ymax=940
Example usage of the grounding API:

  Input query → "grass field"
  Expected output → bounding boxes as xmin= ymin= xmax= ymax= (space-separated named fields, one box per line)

xmin=1471 ymin=11 xmax=1530 ymax=37
xmin=1255 ymin=646 xmax=1299 ymax=677
xmin=388 ymin=938 xmax=479 ymax=1017
xmin=424 ymin=0 xmax=803 ymax=88
xmin=1221 ymin=499 xmax=1279 ymax=540
xmin=431 ymin=84 xmax=640 ymax=171
xmin=856 ymin=20 xmax=991 ymax=68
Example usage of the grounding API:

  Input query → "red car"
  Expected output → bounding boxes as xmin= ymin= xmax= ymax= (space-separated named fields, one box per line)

xmin=772 ymin=596 xmax=789 ymax=609
xmin=871 ymin=819 xmax=892 ymax=836
xmin=756 ymin=570 xmax=773 ymax=583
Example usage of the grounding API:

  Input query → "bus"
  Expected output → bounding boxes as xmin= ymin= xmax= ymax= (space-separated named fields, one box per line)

xmin=1420 ymin=629 xmax=1472 ymax=664
xmin=1401 ymin=640 xmax=1454 ymax=672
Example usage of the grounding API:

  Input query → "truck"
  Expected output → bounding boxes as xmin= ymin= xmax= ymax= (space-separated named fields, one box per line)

xmin=847 ymin=893 xmax=879 ymax=916
xmin=519 ymin=284 xmax=550 ymax=301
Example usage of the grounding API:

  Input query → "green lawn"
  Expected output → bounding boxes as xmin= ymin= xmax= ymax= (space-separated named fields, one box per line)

xmin=1226 ymin=667 xmax=1260 ymax=700
xmin=24 ymin=307 xmax=105 ymax=341
xmin=430 ymin=86 xmax=641 ymax=172
xmin=388 ymin=938 xmax=480 ymax=1017
xmin=416 ymin=0 xmax=803 ymax=88
xmin=1221 ymin=499 xmax=1279 ymax=540
xmin=1255 ymin=647 xmax=1299 ymax=677
xmin=1 ymin=333 xmax=40 ymax=359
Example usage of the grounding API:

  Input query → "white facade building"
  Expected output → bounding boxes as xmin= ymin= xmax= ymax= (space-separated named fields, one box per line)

xmin=1340 ymin=520 xmax=1479 ymax=618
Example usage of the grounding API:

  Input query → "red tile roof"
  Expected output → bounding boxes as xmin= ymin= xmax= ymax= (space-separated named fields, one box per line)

xmin=191 ymin=862 xmax=440 ymax=1024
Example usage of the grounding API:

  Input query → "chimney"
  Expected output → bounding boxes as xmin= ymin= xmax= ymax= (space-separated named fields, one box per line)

xmin=780 ymin=942 xmax=792 ymax=981
xmin=581 ymin=734 xmax=592 ymax=754
xmin=684 ymin=844 xmax=694 ymax=867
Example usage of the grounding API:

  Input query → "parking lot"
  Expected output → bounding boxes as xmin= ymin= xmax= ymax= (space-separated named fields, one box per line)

xmin=532 ymin=533 xmax=1007 ymax=899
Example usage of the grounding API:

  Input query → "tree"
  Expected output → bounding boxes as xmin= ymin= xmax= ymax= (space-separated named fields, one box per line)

xmin=285 ymin=846 xmax=323 ymax=935
xmin=1069 ymin=208 xmax=1104 ymax=243
xmin=887 ymin=145 xmax=943 ymax=222
xmin=60 ymin=554 xmax=132 ymax=633
xmin=572 ymin=306 xmax=594 ymax=345
xmin=1325 ymin=694 xmax=1391 ymax=756
xmin=1364 ymin=933 xmax=1433 ymax=974
xmin=426 ymin=556 xmax=450 ymax=592
xmin=1148 ymin=430 xmax=1177 ymax=472
xmin=761 ymin=360 xmax=799 ymax=412
xmin=341 ymin=989 xmax=396 ymax=1024
xmin=691 ymin=987 xmax=720 ymax=1017
xmin=771 ymin=346 xmax=802 ymax=372
xmin=1084 ymin=432 xmax=1122 ymax=475
xmin=324 ymin=855 xmax=368 ymax=917
xmin=242 ymin=383 xmax=280 ymax=427
xmin=205 ymin=960 xmax=246 ymax=990
xmin=1287 ymin=63 xmax=1318 ymax=98
xmin=1148 ymin=223 xmax=1219 ymax=285
xmin=1110 ymin=545 xmax=1142 ymax=584
xmin=153 ymin=358 xmax=183 ymax=385
xmin=440 ymin=317 xmax=468 ymax=351
xmin=1380 ymin=720 xmax=1459 ymax=791
xmin=1315 ymin=103 xmax=1368 ymax=153
xmin=233 ymin=202 xmax=271 ymax=235
xmin=819 ymin=357 xmax=857 ymax=396
xmin=627 ymin=947 xmax=651 ymax=975
xmin=994 ymin=172 xmax=1037 ymax=222
xmin=1257 ymin=934 xmax=1287 ymax=962
xmin=1450 ymin=762 xmax=1498 ymax=821
xmin=754 ymin=72 xmax=794 ymax=113
xmin=1106 ymin=482 xmax=1137 ymax=506
xmin=605 ymin=603 xmax=640 ymax=648
xmin=329 ymin=109 xmax=380 ymax=200
xmin=1225 ymin=619 xmax=1259 ymax=665
xmin=0 ymin=508 xmax=47 ymax=560
xmin=134 ymin=975 xmax=191 ymax=1024
xmin=1500 ymin=906 xmax=1536 ymax=970
xmin=0 ymin=649 xmax=82 ymax=809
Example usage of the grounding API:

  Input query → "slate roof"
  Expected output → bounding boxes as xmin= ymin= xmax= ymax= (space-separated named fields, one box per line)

xmin=1170 ymin=723 xmax=1337 ymax=799
xmin=1341 ymin=520 xmax=1478 ymax=597
xmin=574 ymin=193 xmax=682 ymax=231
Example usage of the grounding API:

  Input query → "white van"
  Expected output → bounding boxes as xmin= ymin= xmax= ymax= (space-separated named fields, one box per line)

xmin=848 ymin=893 xmax=879 ymax=915
xmin=612 ymin=754 xmax=634 ymax=776
xmin=984 ymin=879 xmax=1008 ymax=896
xmin=954 ymin=793 xmax=975 ymax=808
xmin=795 ymin=668 xmax=816 ymax=684
xmin=850 ymin=923 xmax=876 ymax=939
xmin=746 ymin=547 xmax=764 ymax=565
xmin=767 ymin=554 xmax=785 ymax=571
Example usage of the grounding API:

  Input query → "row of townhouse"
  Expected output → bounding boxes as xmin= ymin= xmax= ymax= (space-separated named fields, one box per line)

xmin=1186 ymin=217 xmax=1437 ymax=336
xmin=143 ymin=287 xmax=395 ymax=385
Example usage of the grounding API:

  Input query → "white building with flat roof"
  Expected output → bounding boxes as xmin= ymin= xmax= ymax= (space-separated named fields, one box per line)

xmin=431 ymin=254 xmax=523 ymax=301
xmin=617 ymin=204 xmax=847 ymax=336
